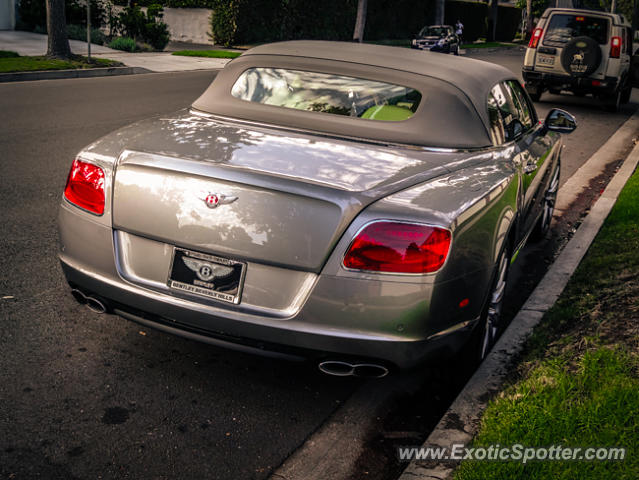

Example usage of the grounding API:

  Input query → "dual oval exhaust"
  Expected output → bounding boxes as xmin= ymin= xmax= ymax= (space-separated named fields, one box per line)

xmin=318 ymin=360 xmax=389 ymax=378
xmin=70 ymin=288 xmax=109 ymax=314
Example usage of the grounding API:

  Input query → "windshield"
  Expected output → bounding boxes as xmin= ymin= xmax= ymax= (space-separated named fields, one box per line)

xmin=419 ymin=26 xmax=448 ymax=37
xmin=544 ymin=14 xmax=610 ymax=46
xmin=231 ymin=68 xmax=422 ymax=121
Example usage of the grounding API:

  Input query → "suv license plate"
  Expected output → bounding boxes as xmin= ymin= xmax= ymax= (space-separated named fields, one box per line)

xmin=537 ymin=54 xmax=555 ymax=66
xmin=168 ymin=248 xmax=246 ymax=304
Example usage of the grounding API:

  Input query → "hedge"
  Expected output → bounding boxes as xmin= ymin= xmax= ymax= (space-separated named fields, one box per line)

xmin=105 ymin=0 xmax=521 ymax=45
xmin=209 ymin=0 xmax=521 ymax=45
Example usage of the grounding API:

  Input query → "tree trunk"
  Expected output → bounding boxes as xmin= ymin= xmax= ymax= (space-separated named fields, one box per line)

xmin=353 ymin=0 xmax=367 ymax=43
xmin=46 ymin=0 xmax=71 ymax=59
xmin=526 ymin=0 xmax=534 ymax=38
xmin=435 ymin=0 xmax=445 ymax=25
xmin=489 ymin=0 xmax=499 ymax=42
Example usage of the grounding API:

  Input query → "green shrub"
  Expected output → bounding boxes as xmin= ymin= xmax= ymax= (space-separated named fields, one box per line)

xmin=210 ymin=0 xmax=240 ymax=46
xmin=0 ymin=50 xmax=20 ymax=58
xmin=67 ymin=24 xmax=107 ymax=45
xmin=109 ymin=36 xmax=137 ymax=52
xmin=144 ymin=21 xmax=171 ymax=50
xmin=115 ymin=4 xmax=170 ymax=50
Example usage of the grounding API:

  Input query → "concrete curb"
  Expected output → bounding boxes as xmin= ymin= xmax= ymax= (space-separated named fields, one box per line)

xmin=269 ymin=373 xmax=429 ymax=480
xmin=0 ymin=66 xmax=152 ymax=83
xmin=397 ymin=127 xmax=639 ymax=479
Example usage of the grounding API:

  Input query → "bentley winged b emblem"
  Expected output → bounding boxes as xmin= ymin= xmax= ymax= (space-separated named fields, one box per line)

xmin=200 ymin=192 xmax=238 ymax=209
xmin=182 ymin=257 xmax=234 ymax=282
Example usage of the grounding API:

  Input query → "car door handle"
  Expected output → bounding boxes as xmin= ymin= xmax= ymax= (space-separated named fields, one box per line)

xmin=524 ymin=160 xmax=538 ymax=174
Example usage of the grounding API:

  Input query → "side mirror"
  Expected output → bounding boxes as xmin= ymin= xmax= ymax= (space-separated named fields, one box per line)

xmin=544 ymin=108 xmax=577 ymax=134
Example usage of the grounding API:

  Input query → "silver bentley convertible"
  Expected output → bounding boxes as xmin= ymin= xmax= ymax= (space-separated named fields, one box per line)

xmin=58 ymin=41 xmax=575 ymax=377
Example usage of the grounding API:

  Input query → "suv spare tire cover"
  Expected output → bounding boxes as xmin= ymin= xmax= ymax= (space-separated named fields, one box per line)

xmin=560 ymin=36 xmax=602 ymax=77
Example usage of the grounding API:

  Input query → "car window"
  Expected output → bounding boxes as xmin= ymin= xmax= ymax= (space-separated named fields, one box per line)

xmin=487 ymin=92 xmax=506 ymax=145
xmin=489 ymin=82 xmax=536 ymax=142
xmin=231 ymin=68 xmax=422 ymax=121
xmin=543 ymin=14 xmax=610 ymax=46
xmin=420 ymin=26 xmax=446 ymax=37
xmin=507 ymin=80 xmax=536 ymax=129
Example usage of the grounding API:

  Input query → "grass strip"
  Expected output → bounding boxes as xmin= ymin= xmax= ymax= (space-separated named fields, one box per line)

xmin=454 ymin=167 xmax=639 ymax=479
xmin=0 ymin=55 xmax=120 ymax=73
xmin=171 ymin=50 xmax=241 ymax=59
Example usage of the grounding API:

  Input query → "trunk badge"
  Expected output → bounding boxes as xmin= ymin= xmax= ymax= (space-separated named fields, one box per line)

xmin=202 ymin=193 xmax=238 ymax=209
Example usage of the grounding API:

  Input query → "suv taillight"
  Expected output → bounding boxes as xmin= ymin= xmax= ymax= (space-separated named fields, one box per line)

xmin=64 ymin=159 xmax=105 ymax=215
xmin=343 ymin=221 xmax=451 ymax=274
xmin=529 ymin=28 xmax=543 ymax=49
xmin=610 ymin=36 xmax=622 ymax=58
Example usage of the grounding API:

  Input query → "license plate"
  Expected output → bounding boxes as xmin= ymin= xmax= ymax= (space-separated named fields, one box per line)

xmin=537 ymin=54 xmax=555 ymax=66
xmin=168 ymin=248 xmax=246 ymax=304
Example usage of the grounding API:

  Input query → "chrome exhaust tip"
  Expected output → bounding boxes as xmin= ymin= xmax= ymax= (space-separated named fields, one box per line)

xmin=318 ymin=360 xmax=390 ymax=378
xmin=70 ymin=288 xmax=108 ymax=314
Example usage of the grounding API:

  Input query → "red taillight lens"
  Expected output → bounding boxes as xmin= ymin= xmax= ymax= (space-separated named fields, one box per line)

xmin=343 ymin=222 xmax=451 ymax=274
xmin=64 ymin=159 xmax=105 ymax=215
xmin=610 ymin=36 xmax=621 ymax=58
xmin=529 ymin=28 xmax=543 ymax=49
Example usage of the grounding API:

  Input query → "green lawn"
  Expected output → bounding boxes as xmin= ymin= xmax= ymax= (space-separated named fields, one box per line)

xmin=0 ymin=52 xmax=120 ymax=73
xmin=454 ymin=168 xmax=639 ymax=479
xmin=171 ymin=50 xmax=242 ymax=59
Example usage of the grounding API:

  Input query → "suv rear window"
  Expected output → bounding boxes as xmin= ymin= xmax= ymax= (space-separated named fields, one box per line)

xmin=231 ymin=68 xmax=422 ymax=121
xmin=543 ymin=14 xmax=610 ymax=46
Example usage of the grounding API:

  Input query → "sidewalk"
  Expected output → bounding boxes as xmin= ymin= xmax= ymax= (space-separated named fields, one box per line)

xmin=0 ymin=31 xmax=231 ymax=73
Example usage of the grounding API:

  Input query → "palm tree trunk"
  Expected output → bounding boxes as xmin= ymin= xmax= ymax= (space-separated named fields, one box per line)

xmin=526 ymin=0 xmax=534 ymax=38
xmin=489 ymin=0 xmax=499 ymax=42
xmin=435 ymin=0 xmax=445 ymax=25
xmin=353 ymin=0 xmax=367 ymax=43
xmin=46 ymin=0 xmax=71 ymax=59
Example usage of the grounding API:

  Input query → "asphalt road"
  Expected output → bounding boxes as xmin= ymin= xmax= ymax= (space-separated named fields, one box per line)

xmin=0 ymin=72 xmax=359 ymax=480
xmin=1 ymin=52 xmax=637 ymax=480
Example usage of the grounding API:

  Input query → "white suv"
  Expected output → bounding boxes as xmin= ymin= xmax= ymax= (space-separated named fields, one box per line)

xmin=522 ymin=8 xmax=637 ymax=111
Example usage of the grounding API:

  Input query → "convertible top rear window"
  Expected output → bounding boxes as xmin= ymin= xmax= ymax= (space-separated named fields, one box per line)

xmin=231 ymin=68 xmax=422 ymax=122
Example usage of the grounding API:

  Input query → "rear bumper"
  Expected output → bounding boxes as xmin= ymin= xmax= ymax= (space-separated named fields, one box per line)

xmin=61 ymin=260 xmax=477 ymax=368
xmin=411 ymin=44 xmax=450 ymax=53
xmin=522 ymin=68 xmax=619 ymax=93
xmin=59 ymin=203 xmax=484 ymax=369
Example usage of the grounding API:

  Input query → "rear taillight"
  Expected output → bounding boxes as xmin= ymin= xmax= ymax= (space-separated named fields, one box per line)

xmin=64 ymin=159 xmax=105 ymax=215
xmin=610 ymin=36 xmax=622 ymax=58
xmin=529 ymin=28 xmax=543 ymax=49
xmin=343 ymin=221 xmax=451 ymax=274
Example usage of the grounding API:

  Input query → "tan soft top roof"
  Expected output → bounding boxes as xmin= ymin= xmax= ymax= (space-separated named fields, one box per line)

xmin=192 ymin=41 xmax=516 ymax=148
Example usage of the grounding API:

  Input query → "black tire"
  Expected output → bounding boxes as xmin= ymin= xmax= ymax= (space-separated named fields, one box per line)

xmin=560 ymin=36 xmax=602 ymax=78
xmin=603 ymin=88 xmax=622 ymax=112
xmin=621 ymin=82 xmax=632 ymax=104
xmin=531 ymin=160 xmax=560 ymax=241
xmin=467 ymin=245 xmax=511 ymax=363
xmin=528 ymin=90 xmax=542 ymax=102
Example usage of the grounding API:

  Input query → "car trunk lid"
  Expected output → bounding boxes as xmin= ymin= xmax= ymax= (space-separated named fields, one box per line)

xmin=110 ymin=112 xmax=454 ymax=271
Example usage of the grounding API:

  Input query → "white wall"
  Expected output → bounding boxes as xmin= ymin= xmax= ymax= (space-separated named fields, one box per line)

xmin=111 ymin=6 xmax=214 ymax=46
xmin=163 ymin=8 xmax=213 ymax=45
xmin=0 ymin=0 xmax=16 ymax=30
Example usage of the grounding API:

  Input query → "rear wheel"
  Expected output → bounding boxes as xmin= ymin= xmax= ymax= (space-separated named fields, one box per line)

xmin=603 ymin=88 xmax=622 ymax=112
xmin=465 ymin=245 xmax=511 ymax=363
xmin=621 ymin=80 xmax=632 ymax=104
xmin=528 ymin=90 xmax=542 ymax=102
xmin=477 ymin=248 xmax=510 ymax=361
xmin=532 ymin=160 xmax=560 ymax=241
